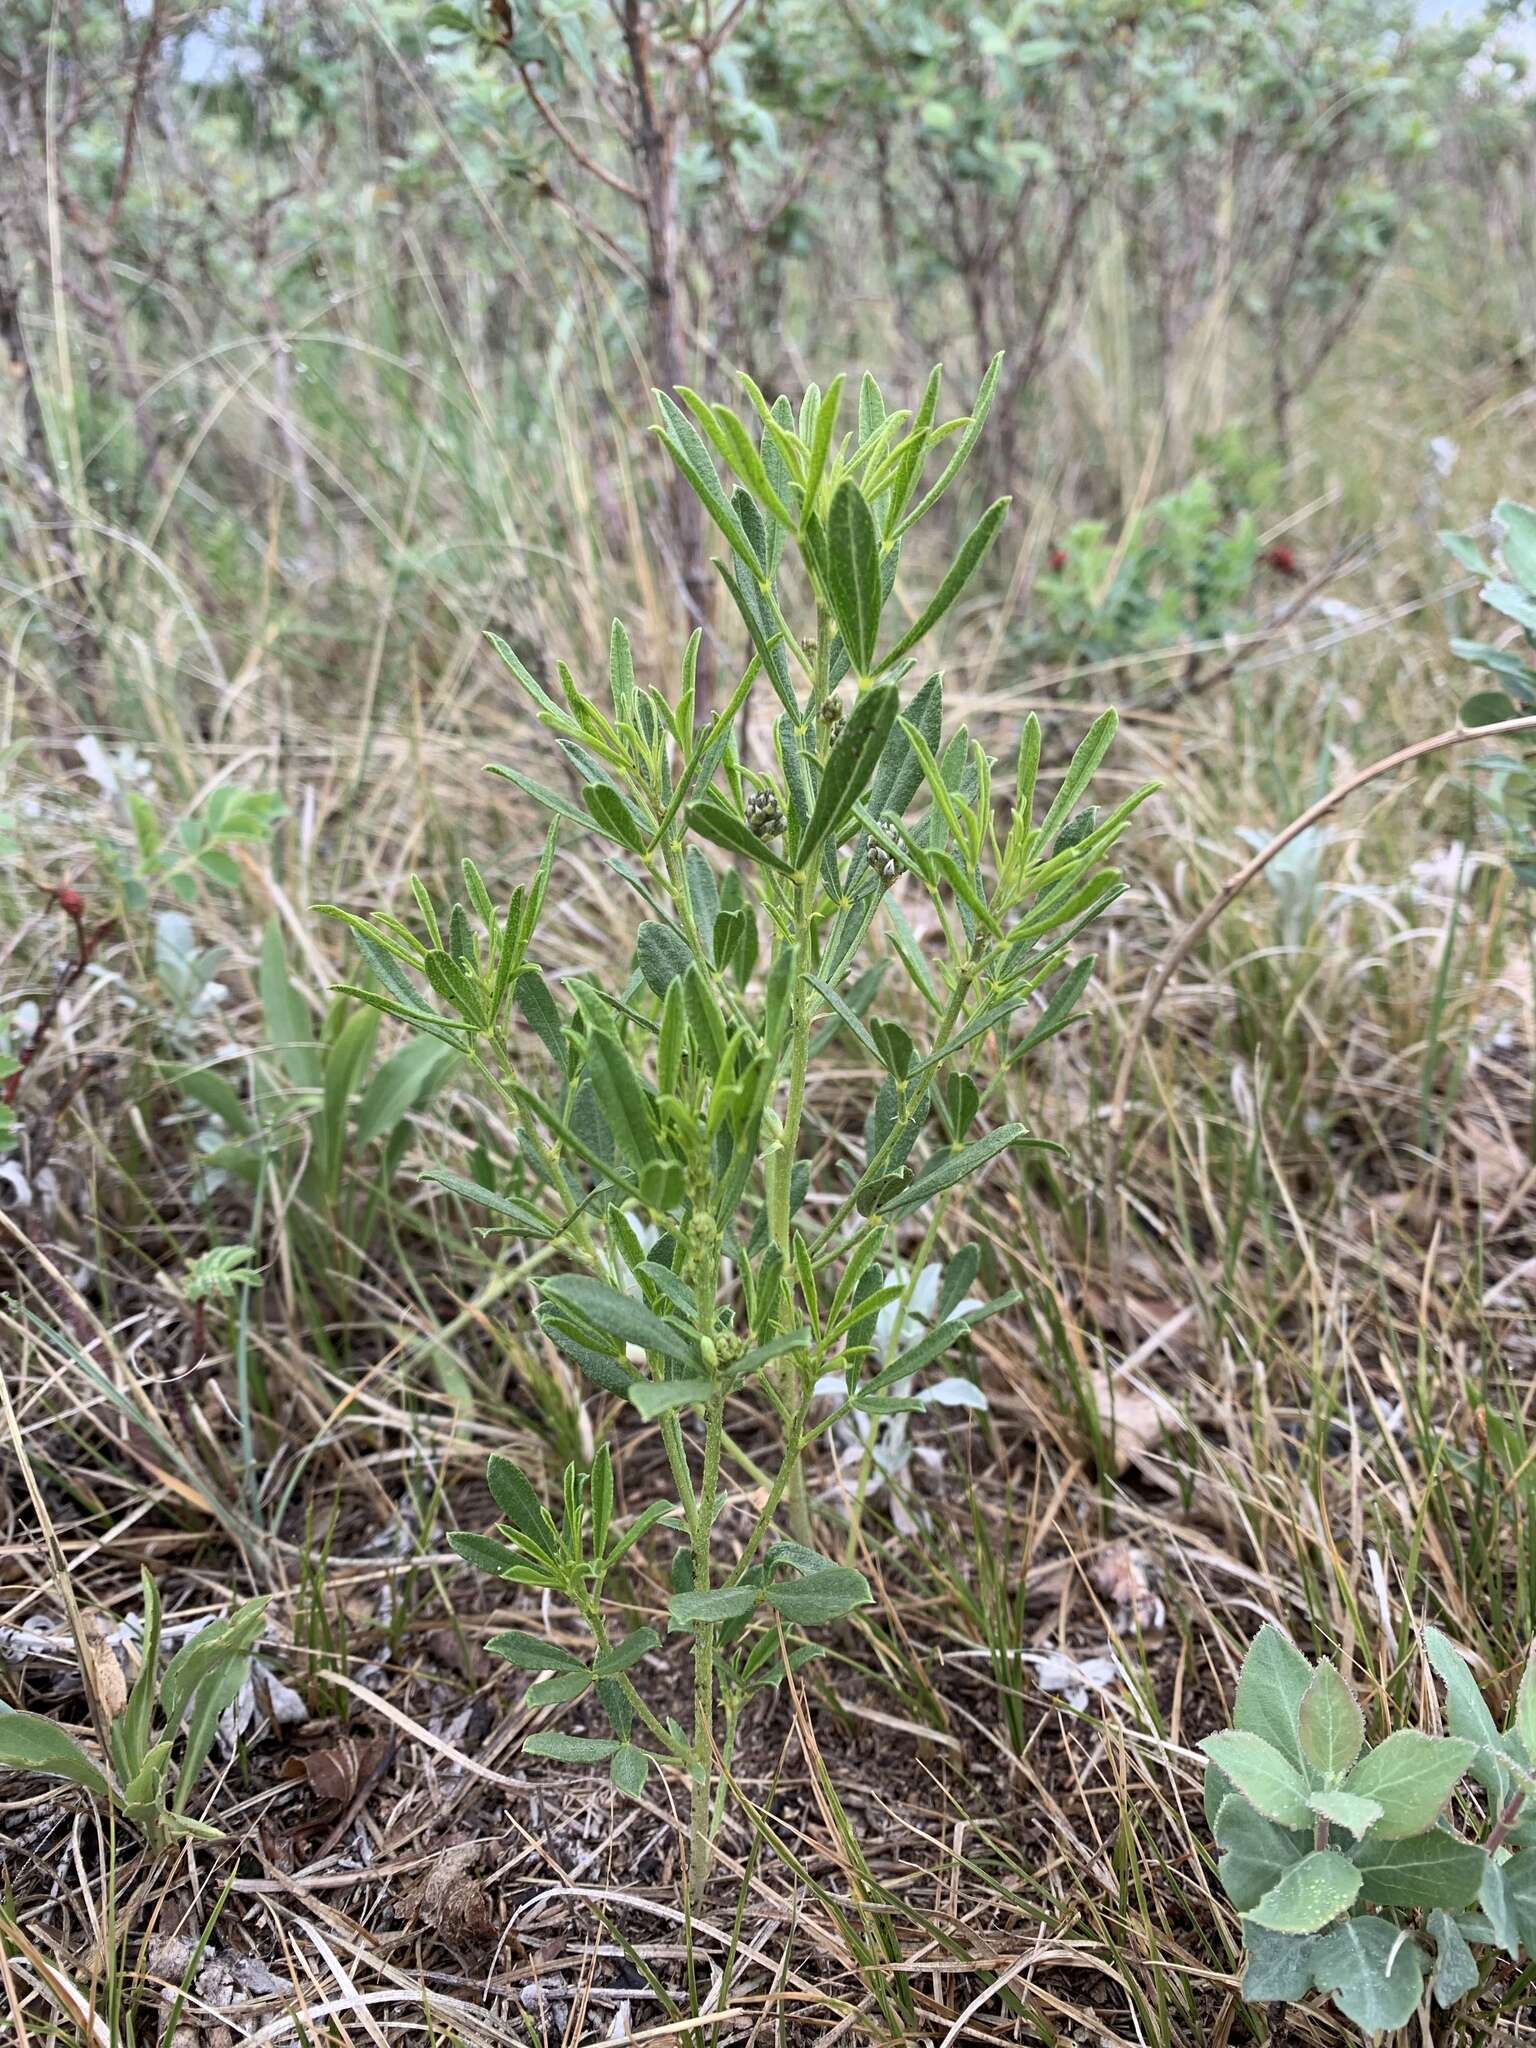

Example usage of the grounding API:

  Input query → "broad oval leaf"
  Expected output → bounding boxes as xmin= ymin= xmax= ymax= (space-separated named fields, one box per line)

xmin=1214 ymin=1794 xmax=1311 ymax=1912
xmin=1353 ymin=1828 xmax=1486 ymax=1911
xmin=1198 ymin=1731 xmax=1312 ymax=1829
xmin=1311 ymin=1915 xmax=1426 ymax=2034
xmin=1343 ymin=1731 xmax=1476 ymax=1839
xmin=1246 ymin=1849 xmax=1361 ymax=1935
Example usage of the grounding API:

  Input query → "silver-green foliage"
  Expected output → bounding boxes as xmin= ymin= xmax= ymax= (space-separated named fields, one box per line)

xmin=1205 ymin=1623 xmax=1536 ymax=2031
xmin=320 ymin=361 xmax=1149 ymax=1899
xmin=1449 ymin=499 xmax=1536 ymax=885
xmin=0 ymin=1570 xmax=269 ymax=1849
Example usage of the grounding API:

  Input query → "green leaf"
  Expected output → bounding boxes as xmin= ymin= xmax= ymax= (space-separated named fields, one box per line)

xmin=0 ymin=1709 xmax=110 ymax=1800
xmin=825 ymin=481 xmax=883 ymax=673
xmin=1353 ymin=1828 xmax=1486 ymax=1911
xmin=1424 ymin=1626 xmax=1511 ymax=1809
xmin=1246 ymin=1850 xmax=1361 ymax=1934
xmin=610 ymin=1744 xmax=651 ymax=1797
xmin=799 ymin=684 xmax=899 ymax=865
xmin=1482 ymin=578 xmax=1536 ymax=633
xmin=1344 ymin=1731 xmax=1476 ymax=1839
xmin=524 ymin=1732 xmax=620 ymax=1764
xmin=527 ymin=1671 xmax=592 ymax=1706
xmin=1213 ymin=1795 xmax=1311 ymax=1911
xmin=1298 ymin=1661 xmax=1364 ymax=1778
xmin=260 ymin=919 xmax=321 ymax=1089
xmin=485 ymin=1630 xmax=585 ymax=1674
xmin=486 ymin=763 xmax=599 ymax=836
xmin=447 ymin=1531 xmax=532 ymax=1580
xmin=1427 ymin=1908 xmax=1479 ymax=2009
xmin=668 ymin=1587 xmax=759 ymax=1629
xmin=1233 ymin=1624 xmax=1313 ymax=1769
xmin=763 ymin=1566 xmax=872 ymax=1627
xmin=628 ymin=1378 xmax=715 ymax=1419
xmin=540 ymin=1274 xmax=697 ymax=1369
xmin=1307 ymin=1788 xmax=1382 ymax=1836
xmin=1240 ymin=1924 xmax=1316 ymax=2003
xmin=1480 ymin=1855 xmax=1520 ymax=1957
xmin=1495 ymin=499 xmax=1536 ymax=590
xmin=1441 ymin=528 xmax=1492 ymax=577
xmin=585 ymin=1028 xmax=655 ymax=1172
xmin=1311 ymin=1915 xmax=1425 ymax=2033
xmin=877 ymin=498 xmax=1009 ymax=671
xmin=515 ymin=967 xmax=568 ymax=1070
xmin=1463 ymin=689 xmax=1518 ymax=728
xmin=419 ymin=1168 xmax=555 ymax=1237
xmin=594 ymin=1629 xmax=661 ymax=1678
xmin=1496 ymin=1844 xmax=1536 ymax=1951
xmin=636 ymin=921 xmax=694 ymax=997
xmin=1198 ymin=1732 xmax=1312 ymax=1829
xmin=879 ymin=1123 xmax=1037 ymax=1221
xmin=895 ymin=353 xmax=1001 ymax=537
xmin=486 ymin=1455 xmax=558 ymax=1553
xmin=686 ymin=797 xmax=797 ymax=876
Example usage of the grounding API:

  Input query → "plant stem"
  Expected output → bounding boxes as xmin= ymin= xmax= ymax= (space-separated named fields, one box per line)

xmin=686 ymin=1385 xmax=725 ymax=1906
xmin=1487 ymin=1788 xmax=1526 ymax=1856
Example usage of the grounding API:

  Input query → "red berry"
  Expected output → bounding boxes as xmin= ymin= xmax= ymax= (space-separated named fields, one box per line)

xmin=1048 ymin=546 xmax=1068 ymax=572
xmin=54 ymin=887 xmax=85 ymax=918
xmin=1264 ymin=544 xmax=1299 ymax=578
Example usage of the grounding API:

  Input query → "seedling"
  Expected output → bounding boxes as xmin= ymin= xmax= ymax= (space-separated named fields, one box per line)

xmin=0 ymin=1571 xmax=269 ymax=1849
xmin=1205 ymin=1623 xmax=1536 ymax=2032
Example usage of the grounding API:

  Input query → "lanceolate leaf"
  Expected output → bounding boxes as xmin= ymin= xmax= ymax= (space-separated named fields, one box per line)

xmin=628 ymin=1378 xmax=715 ymax=1419
xmin=486 ymin=1631 xmax=585 ymax=1674
xmin=687 ymin=797 xmax=798 ymax=875
xmin=879 ymin=1124 xmax=1038 ymax=1220
xmin=763 ymin=1566 xmax=872 ymax=1626
xmin=0 ymin=1710 xmax=110 ymax=1801
xmin=524 ymin=1732 xmax=620 ymax=1765
xmin=419 ymin=1168 xmax=555 ymax=1237
xmin=539 ymin=1274 xmax=698 ymax=1369
xmin=668 ymin=1587 xmax=759 ymax=1629
xmin=877 ymin=497 xmax=1009 ymax=671
xmin=825 ymin=481 xmax=883 ymax=673
xmin=799 ymin=684 xmax=899 ymax=864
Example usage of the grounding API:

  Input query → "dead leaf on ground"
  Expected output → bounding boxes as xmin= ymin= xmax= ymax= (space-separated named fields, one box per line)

xmin=291 ymin=1735 xmax=391 ymax=1804
xmin=396 ymin=1839 xmax=495 ymax=1943
xmin=1081 ymin=1369 xmax=1181 ymax=1477
xmin=81 ymin=1617 xmax=127 ymax=1720
xmin=1091 ymin=1541 xmax=1166 ymax=1633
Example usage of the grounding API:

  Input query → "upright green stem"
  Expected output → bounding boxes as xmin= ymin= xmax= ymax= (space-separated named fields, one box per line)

xmin=767 ymin=607 xmax=832 ymax=1551
xmin=686 ymin=1386 xmax=725 ymax=1906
